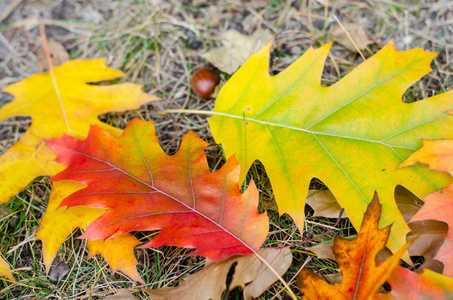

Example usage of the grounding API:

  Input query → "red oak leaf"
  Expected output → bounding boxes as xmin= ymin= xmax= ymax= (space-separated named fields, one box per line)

xmin=47 ymin=119 xmax=268 ymax=261
xmin=378 ymin=266 xmax=453 ymax=299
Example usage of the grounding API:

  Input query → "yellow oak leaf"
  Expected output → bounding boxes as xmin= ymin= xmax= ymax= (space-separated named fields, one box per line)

xmin=87 ymin=235 xmax=142 ymax=283
xmin=0 ymin=59 xmax=158 ymax=203
xmin=0 ymin=255 xmax=13 ymax=280
xmin=36 ymin=181 xmax=143 ymax=282
xmin=209 ymin=41 xmax=453 ymax=255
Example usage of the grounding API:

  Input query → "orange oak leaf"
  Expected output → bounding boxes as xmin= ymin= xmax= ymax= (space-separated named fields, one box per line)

xmin=401 ymin=139 xmax=453 ymax=277
xmin=47 ymin=119 xmax=268 ymax=261
xmin=297 ymin=193 xmax=411 ymax=300
xmin=0 ymin=59 xmax=157 ymax=203
xmin=377 ymin=266 xmax=453 ymax=299
xmin=36 ymin=181 xmax=143 ymax=282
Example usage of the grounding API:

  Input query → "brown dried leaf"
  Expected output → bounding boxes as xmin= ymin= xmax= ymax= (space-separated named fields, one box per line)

xmin=395 ymin=186 xmax=423 ymax=223
xmin=104 ymin=290 xmax=137 ymax=300
xmin=37 ymin=39 xmax=69 ymax=71
xmin=306 ymin=187 xmax=420 ymax=221
xmin=407 ymin=220 xmax=447 ymax=259
xmin=375 ymin=219 xmax=446 ymax=274
xmin=306 ymin=189 xmax=347 ymax=219
xmin=307 ymin=241 xmax=335 ymax=261
xmin=202 ymin=29 xmax=273 ymax=74
xmin=48 ymin=257 xmax=70 ymax=282
xmin=145 ymin=248 xmax=292 ymax=300
xmin=407 ymin=220 xmax=447 ymax=273
xmin=240 ymin=248 xmax=292 ymax=300
xmin=329 ymin=22 xmax=371 ymax=52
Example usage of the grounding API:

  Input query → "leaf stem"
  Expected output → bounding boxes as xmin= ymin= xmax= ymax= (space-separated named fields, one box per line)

xmin=39 ymin=24 xmax=71 ymax=135
xmin=251 ymin=249 xmax=298 ymax=300
xmin=332 ymin=15 xmax=366 ymax=61
xmin=287 ymin=208 xmax=345 ymax=249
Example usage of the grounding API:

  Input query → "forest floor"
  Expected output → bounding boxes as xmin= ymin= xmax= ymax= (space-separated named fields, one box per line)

xmin=0 ymin=0 xmax=453 ymax=299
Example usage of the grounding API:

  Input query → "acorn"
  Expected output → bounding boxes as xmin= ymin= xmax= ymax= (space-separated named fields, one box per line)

xmin=191 ymin=68 xmax=220 ymax=100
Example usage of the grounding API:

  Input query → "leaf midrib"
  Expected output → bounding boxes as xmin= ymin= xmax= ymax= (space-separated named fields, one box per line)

xmin=211 ymin=111 xmax=420 ymax=151
xmin=62 ymin=140 xmax=255 ymax=254
xmin=217 ymin=47 xmax=441 ymax=151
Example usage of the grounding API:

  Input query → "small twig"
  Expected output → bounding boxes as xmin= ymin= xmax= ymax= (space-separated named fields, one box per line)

xmin=310 ymin=262 xmax=334 ymax=284
xmin=251 ymin=249 xmax=298 ymax=299
xmin=289 ymin=256 xmax=312 ymax=285
xmin=305 ymin=220 xmax=339 ymax=230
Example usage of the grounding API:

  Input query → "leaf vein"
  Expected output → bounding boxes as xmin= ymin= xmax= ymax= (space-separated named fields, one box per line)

xmin=312 ymin=133 xmax=368 ymax=203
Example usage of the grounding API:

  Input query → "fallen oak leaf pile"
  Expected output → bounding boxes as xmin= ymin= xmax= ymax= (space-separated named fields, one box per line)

xmin=298 ymin=193 xmax=453 ymax=299
xmin=47 ymin=119 xmax=269 ymax=261
xmin=0 ymin=58 xmax=157 ymax=280
xmin=1 ymin=33 xmax=453 ymax=296
xmin=305 ymin=186 xmax=446 ymax=271
xmin=405 ymin=220 xmax=447 ymax=274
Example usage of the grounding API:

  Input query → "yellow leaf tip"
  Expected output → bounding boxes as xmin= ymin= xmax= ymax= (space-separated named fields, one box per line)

xmin=312 ymin=42 xmax=333 ymax=55
xmin=264 ymin=37 xmax=274 ymax=52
